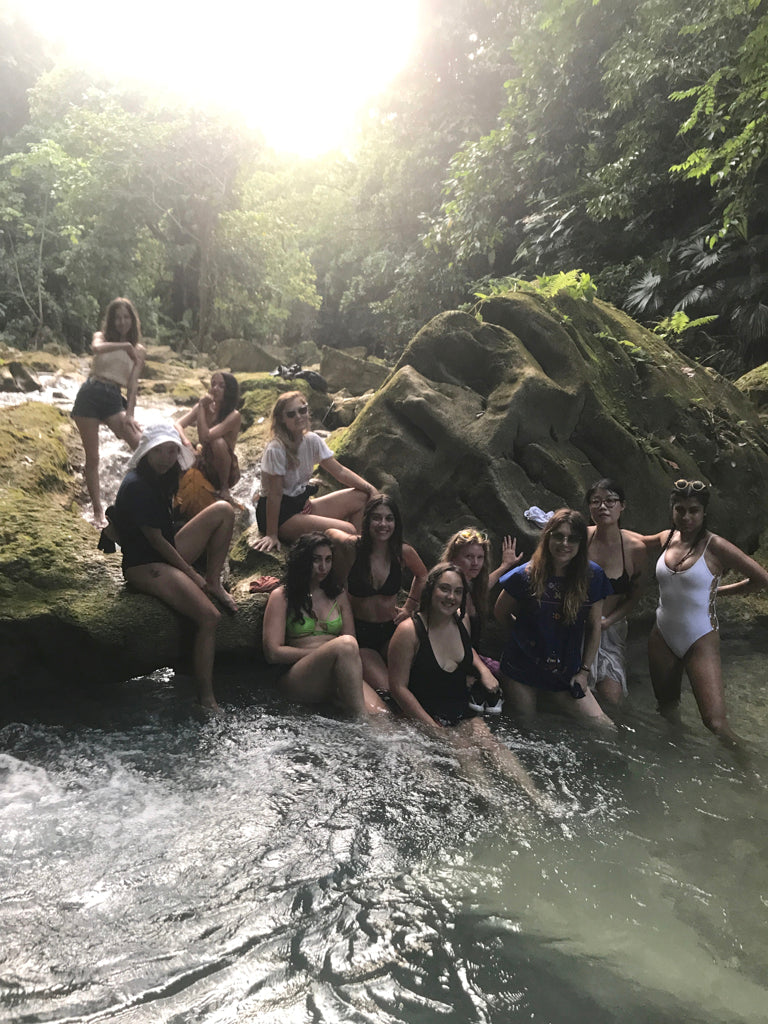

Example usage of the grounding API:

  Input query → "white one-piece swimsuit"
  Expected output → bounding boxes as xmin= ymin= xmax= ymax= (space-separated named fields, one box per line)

xmin=655 ymin=537 xmax=720 ymax=659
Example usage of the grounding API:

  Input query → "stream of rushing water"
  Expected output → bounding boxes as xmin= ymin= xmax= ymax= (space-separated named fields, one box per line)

xmin=3 ymin=373 xmax=768 ymax=1022
xmin=2 ymin=634 xmax=768 ymax=1024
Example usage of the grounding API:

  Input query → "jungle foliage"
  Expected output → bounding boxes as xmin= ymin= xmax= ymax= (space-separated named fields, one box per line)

xmin=1 ymin=0 xmax=767 ymax=374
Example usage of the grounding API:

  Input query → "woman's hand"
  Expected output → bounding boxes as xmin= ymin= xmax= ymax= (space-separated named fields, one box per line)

xmin=500 ymin=535 xmax=523 ymax=571
xmin=393 ymin=606 xmax=411 ymax=625
xmin=253 ymin=533 xmax=281 ymax=553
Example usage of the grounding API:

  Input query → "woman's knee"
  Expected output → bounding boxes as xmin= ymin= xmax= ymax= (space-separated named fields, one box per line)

xmin=331 ymin=634 xmax=362 ymax=663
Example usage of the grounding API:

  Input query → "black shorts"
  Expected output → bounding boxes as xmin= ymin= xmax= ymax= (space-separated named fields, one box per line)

xmin=354 ymin=618 xmax=396 ymax=654
xmin=71 ymin=378 xmax=126 ymax=420
xmin=256 ymin=486 xmax=313 ymax=534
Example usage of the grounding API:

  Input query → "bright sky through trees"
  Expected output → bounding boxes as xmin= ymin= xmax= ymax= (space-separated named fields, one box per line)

xmin=8 ymin=0 xmax=420 ymax=156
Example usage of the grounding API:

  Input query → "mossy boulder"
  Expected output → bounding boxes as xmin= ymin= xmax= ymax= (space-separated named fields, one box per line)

xmin=735 ymin=362 xmax=768 ymax=412
xmin=334 ymin=294 xmax=768 ymax=567
xmin=319 ymin=346 xmax=390 ymax=396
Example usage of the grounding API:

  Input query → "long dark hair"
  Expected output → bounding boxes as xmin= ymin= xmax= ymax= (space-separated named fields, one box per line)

xmin=284 ymin=532 xmax=342 ymax=625
xmin=214 ymin=371 xmax=240 ymax=424
xmin=528 ymin=509 xmax=589 ymax=624
xmin=103 ymin=297 xmax=140 ymax=345
xmin=358 ymin=494 xmax=403 ymax=571
xmin=440 ymin=527 xmax=491 ymax=618
xmin=418 ymin=562 xmax=468 ymax=625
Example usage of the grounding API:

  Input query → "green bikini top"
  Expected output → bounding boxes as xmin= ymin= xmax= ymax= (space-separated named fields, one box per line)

xmin=285 ymin=601 xmax=343 ymax=640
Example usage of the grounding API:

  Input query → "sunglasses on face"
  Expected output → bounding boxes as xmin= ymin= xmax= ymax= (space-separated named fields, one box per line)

xmin=285 ymin=405 xmax=309 ymax=419
xmin=551 ymin=531 xmax=579 ymax=544
xmin=674 ymin=479 xmax=706 ymax=492
xmin=588 ymin=496 xmax=620 ymax=508
xmin=457 ymin=528 xmax=488 ymax=543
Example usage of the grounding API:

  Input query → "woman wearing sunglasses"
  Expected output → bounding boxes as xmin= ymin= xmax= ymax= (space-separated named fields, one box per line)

xmin=440 ymin=527 xmax=523 ymax=711
xmin=642 ymin=479 xmax=768 ymax=744
xmin=585 ymin=479 xmax=648 ymax=704
xmin=494 ymin=509 xmax=614 ymax=726
xmin=253 ymin=391 xmax=378 ymax=552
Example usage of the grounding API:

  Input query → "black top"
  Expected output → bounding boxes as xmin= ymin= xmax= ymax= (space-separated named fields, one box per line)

xmin=114 ymin=469 xmax=175 ymax=570
xmin=347 ymin=545 xmax=403 ymax=598
xmin=409 ymin=614 xmax=473 ymax=724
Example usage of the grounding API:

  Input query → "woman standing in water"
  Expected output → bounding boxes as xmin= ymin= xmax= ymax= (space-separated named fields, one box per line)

xmin=328 ymin=495 xmax=427 ymax=693
xmin=642 ymin=479 xmax=768 ymax=744
xmin=72 ymin=298 xmax=145 ymax=527
xmin=176 ymin=371 xmax=242 ymax=502
xmin=262 ymin=533 xmax=388 ymax=716
xmin=253 ymin=391 xmax=377 ymax=552
xmin=387 ymin=563 xmax=546 ymax=805
xmin=585 ymin=479 xmax=647 ymax=704
xmin=113 ymin=423 xmax=237 ymax=712
xmin=494 ymin=510 xmax=614 ymax=726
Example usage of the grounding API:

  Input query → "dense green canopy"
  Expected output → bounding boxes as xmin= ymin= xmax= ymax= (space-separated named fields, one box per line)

xmin=1 ymin=0 xmax=766 ymax=374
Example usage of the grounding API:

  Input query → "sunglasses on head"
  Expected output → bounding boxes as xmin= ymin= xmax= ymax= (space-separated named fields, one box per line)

xmin=285 ymin=404 xmax=309 ymax=419
xmin=457 ymin=528 xmax=488 ymax=543
xmin=674 ymin=479 xmax=707 ymax=492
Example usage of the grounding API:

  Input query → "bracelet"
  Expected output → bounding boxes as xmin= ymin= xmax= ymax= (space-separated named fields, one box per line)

xmin=404 ymin=596 xmax=418 ymax=607
xmin=579 ymin=664 xmax=590 ymax=673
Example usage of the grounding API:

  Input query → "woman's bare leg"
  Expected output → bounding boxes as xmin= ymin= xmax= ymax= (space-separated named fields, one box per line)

xmin=684 ymin=632 xmax=741 ymax=745
xmin=648 ymin=624 xmax=684 ymax=723
xmin=552 ymin=689 xmax=616 ymax=728
xmin=176 ymin=501 xmax=237 ymax=612
xmin=459 ymin=717 xmax=547 ymax=806
xmin=595 ymin=676 xmax=624 ymax=705
xmin=281 ymin=635 xmax=386 ymax=715
xmin=499 ymin=673 xmax=538 ymax=720
xmin=360 ymin=648 xmax=390 ymax=692
xmin=126 ymin=563 xmax=221 ymax=710
xmin=311 ymin=488 xmax=368 ymax=532
xmin=105 ymin=410 xmax=142 ymax=450
xmin=73 ymin=415 xmax=105 ymax=525
xmin=207 ymin=437 xmax=233 ymax=498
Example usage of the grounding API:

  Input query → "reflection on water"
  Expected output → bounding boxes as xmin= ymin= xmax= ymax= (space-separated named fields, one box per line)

xmin=2 ymin=637 xmax=767 ymax=1024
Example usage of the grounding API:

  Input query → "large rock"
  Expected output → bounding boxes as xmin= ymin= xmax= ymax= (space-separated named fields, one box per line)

xmin=319 ymin=346 xmax=390 ymax=395
xmin=214 ymin=338 xmax=282 ymax=373
xmin=332 ymin=293 xmax=768 ymax=566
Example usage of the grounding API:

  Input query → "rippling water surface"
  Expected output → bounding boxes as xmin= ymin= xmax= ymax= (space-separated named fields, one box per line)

xmin=2 ymin=636 xmax=767 ymax=1024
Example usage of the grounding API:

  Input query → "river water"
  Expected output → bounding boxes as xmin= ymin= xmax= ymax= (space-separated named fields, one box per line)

xmin=3 ymin=375 xmax=768 ymax=1022
xmin=2 ymin=633 xmax=767 ymax=1024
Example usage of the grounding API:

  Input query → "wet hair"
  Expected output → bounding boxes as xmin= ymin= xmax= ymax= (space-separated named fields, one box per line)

xmin=418 ymin=562 xmax=468 ymax=624
xmin=268 ymin=390 xmax=307 ymax=468
xmin=358 ymin=494 xmax=403 ymax=571
xmin=102 ymin=298 xmax=141 ymax=345
xmin=212 ymin=371 xmax=240 ymax=424
xmin=528 ymin=509 xmax=589 ymax=624
xmin=662 ymin=479 xmax=710 ymax=560
xmin=440 ymin=528 xmax=491 ymax=619
xmin=585 ymin=478 xmax=625 ymax=505
xmin=284 ymin=532 xmax=342 ymax=626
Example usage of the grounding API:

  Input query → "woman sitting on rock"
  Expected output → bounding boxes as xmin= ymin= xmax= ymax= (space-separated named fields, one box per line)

xmin=253 ymin=391 xmax=378 ymax=552
xmin=262 ymin=532 xmax=388 ymax=716
xmin=494 ymin=509 xmax=614 ymax=727
xmin=112 ymin=423 xmax=237 ymax=712
xmin=72 ymin=297 xmax=145 ymax=528
xmin=175 ymin=371 xmax=242 ymax=503
xmin=327 ymin=495 xmax=427 ymax=692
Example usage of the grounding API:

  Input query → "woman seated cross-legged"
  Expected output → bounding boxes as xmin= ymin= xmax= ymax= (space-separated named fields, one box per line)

xmin=261 ymin=532 xmax=388 ymax=716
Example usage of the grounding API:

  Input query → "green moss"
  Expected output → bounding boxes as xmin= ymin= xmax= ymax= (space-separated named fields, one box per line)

xmin=0 ymin=403 xmax=74 ymax=495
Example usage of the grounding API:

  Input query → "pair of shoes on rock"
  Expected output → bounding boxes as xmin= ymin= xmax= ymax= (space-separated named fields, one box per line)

xmin=468 ymin=680 xmax=503 ymax=715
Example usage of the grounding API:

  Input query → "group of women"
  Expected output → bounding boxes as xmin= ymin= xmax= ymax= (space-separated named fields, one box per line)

xmin=75 ymin=300 xmax=768 ymax=742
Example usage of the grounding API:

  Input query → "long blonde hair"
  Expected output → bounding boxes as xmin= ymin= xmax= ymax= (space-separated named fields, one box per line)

xmin=528 ymin=509 xmax=589 ymax=624
xmin=268 ymin=390 xmax=307 ymax=468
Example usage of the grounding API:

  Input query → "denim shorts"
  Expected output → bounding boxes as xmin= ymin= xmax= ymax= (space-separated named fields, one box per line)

xmin=71 ymin=377 xmax=126 ymax=420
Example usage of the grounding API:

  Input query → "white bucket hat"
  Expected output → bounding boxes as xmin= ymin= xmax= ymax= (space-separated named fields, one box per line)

xmin=127 ymin=422 xmax=196 ymax=472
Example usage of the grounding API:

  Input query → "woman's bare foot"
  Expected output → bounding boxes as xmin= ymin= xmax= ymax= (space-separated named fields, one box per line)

xmin=208 ymin=581 xmax=238 ymax=614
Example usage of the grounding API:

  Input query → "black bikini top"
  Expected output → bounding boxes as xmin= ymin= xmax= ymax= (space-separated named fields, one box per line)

xmin=347 ymin=547 xmax=403 ymax=598
xmin=591 ymin=531 xmax=631 ymax=596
